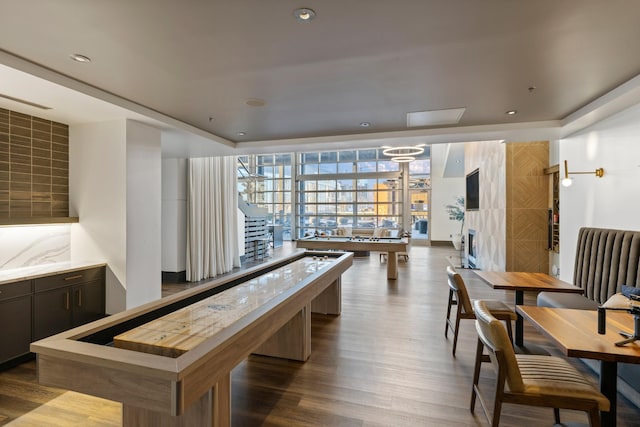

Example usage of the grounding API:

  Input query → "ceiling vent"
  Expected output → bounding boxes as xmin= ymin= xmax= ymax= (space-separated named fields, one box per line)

xmin=406 ymin=107 xmax=465 ymax=127
xmin=0 ymin=93 xmax=52 ymax=110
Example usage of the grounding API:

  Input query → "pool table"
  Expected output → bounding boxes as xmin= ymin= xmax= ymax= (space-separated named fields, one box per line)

xmin=296 ymin=235 xmax=408 ymax=279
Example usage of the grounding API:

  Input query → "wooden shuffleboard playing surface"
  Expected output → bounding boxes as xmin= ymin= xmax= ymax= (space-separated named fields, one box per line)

xmin=114 ymin=256 xmax=336 ymax=358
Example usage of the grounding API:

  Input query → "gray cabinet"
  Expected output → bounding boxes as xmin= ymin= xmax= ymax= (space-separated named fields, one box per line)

xmin=33 ymin=267 xmax=105 ymax=341
xmin=0 ymin=265 xmax=105 ymax=367
xmin=0 ymin=280 xmax=32 ymax=364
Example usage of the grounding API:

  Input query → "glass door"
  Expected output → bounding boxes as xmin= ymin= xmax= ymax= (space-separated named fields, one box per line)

xmin=409 ymin=188 xmax=430 ymax=244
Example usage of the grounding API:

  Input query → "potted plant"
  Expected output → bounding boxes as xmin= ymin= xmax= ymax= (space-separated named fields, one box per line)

xmin=445 ymin=196 xmax=465 ymax=250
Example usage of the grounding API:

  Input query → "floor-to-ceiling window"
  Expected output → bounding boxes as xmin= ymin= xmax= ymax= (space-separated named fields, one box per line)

xmin=296 ymin=148 xmax=403 ymax=238
xmin=238 ymin=153 xmax=293 ymax=241
xmin=237 ymin=146 xmax=431 ymax=242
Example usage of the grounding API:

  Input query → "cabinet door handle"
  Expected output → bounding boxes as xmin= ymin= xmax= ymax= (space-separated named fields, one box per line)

xmin=65 ymin=275 xmax=83 ymax=281
xmin=65 ymin=291 xmax=70 ymax=310
xmin=76 ymin=289 xmax=82 ymax=307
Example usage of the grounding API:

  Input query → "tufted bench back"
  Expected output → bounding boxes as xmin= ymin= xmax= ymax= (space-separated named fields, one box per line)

xmin=574 ymin=227 xmax=640 ymax=304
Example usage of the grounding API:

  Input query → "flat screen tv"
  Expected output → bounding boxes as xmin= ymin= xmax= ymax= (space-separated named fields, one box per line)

xmin=466 ymin=169 xmax=479 ymax=211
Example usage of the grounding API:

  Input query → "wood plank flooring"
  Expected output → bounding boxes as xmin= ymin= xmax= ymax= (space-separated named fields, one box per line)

xmin=2 ymin=244 xmax=640 ymax=426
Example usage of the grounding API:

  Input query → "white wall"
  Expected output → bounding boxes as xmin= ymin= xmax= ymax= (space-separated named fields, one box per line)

xmin=126 ymin=120 xmax=162 ymax=308
xmin=430 ymin=144 xmax=465 ymax=242
xmin=558 ymin=103 xmax=640 ymax=283
xmin=161 ymin=158 xmax=187 ymax=272
xmin=70 ymin=119 xmax=162 ymax=313
xmin=70 ymin=120 xmax=127 ymax=314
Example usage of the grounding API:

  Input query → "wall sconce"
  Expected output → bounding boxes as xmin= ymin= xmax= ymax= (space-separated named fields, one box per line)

xmin=561 ymin=160 xmax=604 ymax=187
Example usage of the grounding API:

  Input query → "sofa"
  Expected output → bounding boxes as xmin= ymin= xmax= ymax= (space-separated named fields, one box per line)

xmin=537 ymin=227 xmax=640 ymax=401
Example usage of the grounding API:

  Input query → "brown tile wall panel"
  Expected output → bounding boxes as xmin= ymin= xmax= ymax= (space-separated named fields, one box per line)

xmin=51 ymin=159 xmax=68 ymax=170
xmin=10 ymin=115 xmax=31 ymax=129
xmin=51 ymin=167 xmax=67 ymax=178
xmin=52 ymin=123 xmax=68 ymax=136
xmin=50 ymin=184 xmax=69 ymax=194
xmin=52 ymin=134 xmax=68 ymax=145
xmin=32 ymin=201 xmax=52 ymax=215
xmin=52 ymin=200 xmax=69 ymax=216
xmin=32 ymin=165 xmax=52 ymax=176
xmin=10 ymin=125 xmax=31 ymax=138
xmin=32 ymin=184 xmax=52 ymax=195
xmin=52 ymin=176 xmax=67 ymax=186
xmin=32 ymin=139 xmax=51 ymax=151
xmin=10 ymin=200 xmax=30 ymax=217
xmin=32 ymin=117 xmax=51 ymax=132
xmin=2 ymin=108 xmax=69 ymax=218
xmin=11 ymin=171 xmax=30 ymax=182
xmin=51 ymin=150 xmax=67 ymax=161
xmin=32 ymin=148 xmax=52 ymax=159
xmin=33 ymin=129 xmax=52 ymax=142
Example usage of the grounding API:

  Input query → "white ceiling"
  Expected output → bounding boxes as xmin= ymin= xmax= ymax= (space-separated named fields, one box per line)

xmin=1 ymin=1 xmax=640 ymax=156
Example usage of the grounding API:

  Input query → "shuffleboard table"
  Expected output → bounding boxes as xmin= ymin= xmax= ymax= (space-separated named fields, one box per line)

xmin=296 ymin=235 xmax=408 ymax=279
xmin=30 ymin=251 xmax=353 ymax=427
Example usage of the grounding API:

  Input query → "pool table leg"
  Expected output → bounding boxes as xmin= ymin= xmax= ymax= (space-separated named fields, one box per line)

xmin=387 ymin=251 xmax=398 ymax=280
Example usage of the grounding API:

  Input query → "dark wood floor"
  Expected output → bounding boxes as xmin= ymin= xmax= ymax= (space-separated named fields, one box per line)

xmin=2 ymin=244 xmax=640 ymax=426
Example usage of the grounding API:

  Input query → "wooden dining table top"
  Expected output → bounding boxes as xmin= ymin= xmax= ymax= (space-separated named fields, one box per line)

xmin=474 ymin=271 xmax=584 ymax=294
xmin=517 ymin=306 xmax=640 ymax=364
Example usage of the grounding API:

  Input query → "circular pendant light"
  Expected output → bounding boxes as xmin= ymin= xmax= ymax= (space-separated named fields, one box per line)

xmin=391 ymin=156 xmax=416 ymax=163
xmin=382 ymin=146 xmax=424 ymax=157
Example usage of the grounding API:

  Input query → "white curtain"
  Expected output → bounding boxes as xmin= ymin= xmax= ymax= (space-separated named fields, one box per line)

xmin=186 ymin=156 xmax=241 ymax=281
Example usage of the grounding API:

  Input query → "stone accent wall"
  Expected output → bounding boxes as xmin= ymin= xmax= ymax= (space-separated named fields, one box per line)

xmin=0 ymin=108 xmax=69 ymax=218
xmin=465 ymin=140 xmax=506 ymax=271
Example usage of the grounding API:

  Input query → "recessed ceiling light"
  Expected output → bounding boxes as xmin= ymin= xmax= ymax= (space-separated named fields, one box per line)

xmin=237 ymin=132 xmax=246 ymax=136
xmin=360 ymin=122 xmax=371 ymax=128
xmin=69 ymin=53 xmax=91 ymax=63
xmin=293 ymin=8 xmax=315 ymax=22
xmin=246 ymin=98 xmax=266 ymax=107
xmin=505 ymin=110 xmax=518 ymax=115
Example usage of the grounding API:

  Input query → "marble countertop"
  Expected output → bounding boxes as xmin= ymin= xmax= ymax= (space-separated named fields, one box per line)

xmin=0 ymin=261 xmax=107 ymax=285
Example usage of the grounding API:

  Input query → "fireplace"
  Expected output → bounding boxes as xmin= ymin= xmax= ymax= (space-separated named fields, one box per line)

xmin=468 ymin=229 xmax=477 ymax=269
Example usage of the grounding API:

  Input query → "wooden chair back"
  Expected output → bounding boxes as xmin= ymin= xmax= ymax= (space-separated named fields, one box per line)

xmin=473 ymin=300 xmax=525 ymax=392
xmin=446 ymin=266 xmax=473 ymax=315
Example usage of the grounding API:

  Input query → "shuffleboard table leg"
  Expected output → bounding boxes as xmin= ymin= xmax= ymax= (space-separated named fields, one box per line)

xmin=252 ymin=303 xmax=312 ymax=361
xmin=122 ymin=373 xmax=231 ymax=427
xmin=213 ymin=372 xmax=231 ymax=427
xmin=311 ymin=277 xmax=342 ymax=315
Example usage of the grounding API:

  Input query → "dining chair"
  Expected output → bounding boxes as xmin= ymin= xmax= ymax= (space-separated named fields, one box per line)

xmin=445 ymin=266 xmax=515 ymax=356
xmin=470 ymin=300 xmax=609 ymax=427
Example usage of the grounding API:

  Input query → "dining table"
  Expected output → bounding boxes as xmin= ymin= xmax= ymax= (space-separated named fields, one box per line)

xmin=473 ymin=271 xmax=584 ymax=346
xmin=517 ymin=305 xmax=640 ymax=427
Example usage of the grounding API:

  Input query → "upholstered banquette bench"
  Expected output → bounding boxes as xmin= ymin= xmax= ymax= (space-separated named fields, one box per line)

xmin=537 ymin=227 xmax=640 ymax=400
